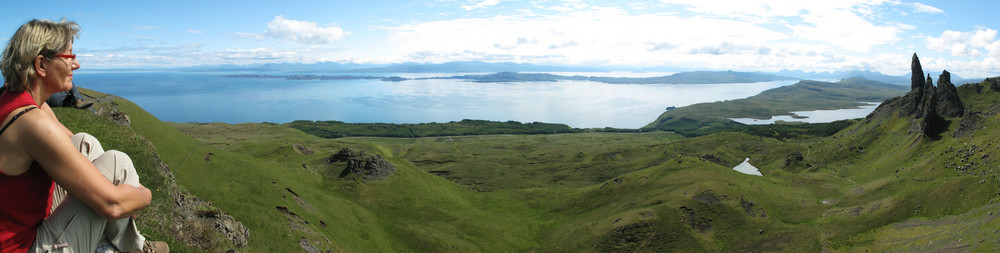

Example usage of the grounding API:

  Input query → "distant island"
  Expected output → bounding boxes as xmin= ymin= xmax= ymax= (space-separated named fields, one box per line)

xmin=221 ymin=70 xmax=797 ymax=84
xmin=188 ymin=60 xmax=982 ymax=86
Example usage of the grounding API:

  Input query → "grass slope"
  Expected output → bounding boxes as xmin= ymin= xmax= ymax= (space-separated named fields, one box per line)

xmin=59 ymin=77 xmax=1000 ymax=252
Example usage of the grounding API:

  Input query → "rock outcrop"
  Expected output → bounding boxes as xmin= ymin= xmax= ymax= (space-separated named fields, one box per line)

xmin=292 ymin=144 xmax=314 ymax=155
xmin=935 ymin=70 xmax=965 ymax=117
xmin=328 ymin=148 xmax=396 ymax=181
xmin=173 ymin=192 xmax=250 ymax=248
xmin=954 ymin=111 xmax=985 ymax=138
xmin=964 ymin=77 xmax=1000 ymax=94
xmin=990 ymin=77 xmax=1000 ymax=91
xmin=869 ymin=53 xmax=965 ymax=140
xmin=951 ymin=77 xmax=1000 ymax=138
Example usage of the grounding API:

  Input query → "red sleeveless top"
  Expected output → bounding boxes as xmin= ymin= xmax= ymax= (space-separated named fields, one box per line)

xmin=0 ymin=90 xmax=52 ymax=253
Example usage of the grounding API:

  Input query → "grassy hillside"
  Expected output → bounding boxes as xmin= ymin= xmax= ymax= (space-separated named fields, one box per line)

xmin=645 ymin=78 xmax=908 ymax=136
xmin=58 ymin=77 xmax=1000 ymax=252
xmin=56 ymin=89 xmax=230 ymax=252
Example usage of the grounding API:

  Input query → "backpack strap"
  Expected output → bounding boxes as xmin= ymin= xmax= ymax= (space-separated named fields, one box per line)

xmin=0 ymin=106 xmax=38 ymax=136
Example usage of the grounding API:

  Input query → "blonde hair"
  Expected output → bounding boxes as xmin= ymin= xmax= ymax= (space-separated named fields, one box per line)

xmin=1 ymin=19 xmax=79 ymax=93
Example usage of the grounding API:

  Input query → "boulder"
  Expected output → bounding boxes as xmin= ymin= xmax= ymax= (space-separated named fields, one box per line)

xmin=783 ymin=151 xmax=804 ymax=168
xmin=954 ymin=110 xmax=984 ymax=138
xmin=699 ymin=154 xmax=731 ymax=167
xmin=328 ymin=148 xmax=396 ymax=181
xmin=292 ymin=144 xmax=314 ymax=155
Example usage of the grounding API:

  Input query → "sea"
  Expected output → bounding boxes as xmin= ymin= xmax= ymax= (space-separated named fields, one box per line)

xmin=71 ymin=71 xmax=861 ymax=129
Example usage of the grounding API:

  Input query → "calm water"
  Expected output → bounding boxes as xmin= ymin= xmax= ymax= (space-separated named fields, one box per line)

xmin=729 ymin=103 xmax=880 ymax=125
xmin=732 ymin=158 xmax=762 ymax=176
xmin=74 ymin=71 xmax=798 ymax=128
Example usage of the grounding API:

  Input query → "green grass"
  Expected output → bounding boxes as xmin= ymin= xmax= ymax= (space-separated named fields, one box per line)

xmin=163 ymin=111 xmax=1000 ymax=252
xmin=56 ymin=90 xmax=202 ymax=252
xmin=55 ymin=78 xmax=1000 ymax=252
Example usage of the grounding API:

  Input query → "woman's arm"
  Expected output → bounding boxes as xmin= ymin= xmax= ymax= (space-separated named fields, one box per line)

xmin=39 ymin=102 xmax=73 ymax=137
xmin=19 ymin=111 xmax=150 ymax=219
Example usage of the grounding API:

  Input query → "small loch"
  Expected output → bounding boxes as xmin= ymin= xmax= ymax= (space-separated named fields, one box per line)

xmin=729 ymin=102 xmax=880 ymax=125
xmin=733 ymin=158 xmax=762 ymax=176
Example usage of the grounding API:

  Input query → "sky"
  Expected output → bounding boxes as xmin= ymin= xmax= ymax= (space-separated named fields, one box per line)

xmin=0 ymin=0 xmax=997 ymax=77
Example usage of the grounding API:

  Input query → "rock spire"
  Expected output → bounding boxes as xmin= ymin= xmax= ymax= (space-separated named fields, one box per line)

xmin=936 ymin=70 xmax=965 ymax=117
xmin=870 ymin=53 xmax=966 ymax=140
xmin=911 ymin=53 xmax=924 ymax=91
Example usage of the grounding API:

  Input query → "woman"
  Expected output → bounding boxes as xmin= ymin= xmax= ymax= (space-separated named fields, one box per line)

xmin=0 ymin=19 xmax=167 ymax=253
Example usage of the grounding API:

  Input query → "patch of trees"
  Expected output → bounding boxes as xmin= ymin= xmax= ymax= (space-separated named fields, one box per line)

xmin=286 ymin=119 xmax=586 ymax=138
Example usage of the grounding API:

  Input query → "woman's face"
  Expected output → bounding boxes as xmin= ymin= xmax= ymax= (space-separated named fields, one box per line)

xmin=43 ymin=43 xmax=80 ymax=92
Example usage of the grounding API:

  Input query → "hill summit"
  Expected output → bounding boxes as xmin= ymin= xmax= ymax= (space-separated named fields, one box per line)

xmin=867 ymin=53 xmax=965 ymax=139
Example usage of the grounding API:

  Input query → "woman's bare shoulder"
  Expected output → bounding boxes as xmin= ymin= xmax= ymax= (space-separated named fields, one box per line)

xmin=2 ymin=106 xmax=69 ymax=149
xmin=0 ymin=106 xmax=53 ymax=175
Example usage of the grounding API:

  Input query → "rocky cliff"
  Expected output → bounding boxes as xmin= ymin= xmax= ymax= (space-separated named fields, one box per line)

xmin=867 ymin=53 xmax=966 ymax=139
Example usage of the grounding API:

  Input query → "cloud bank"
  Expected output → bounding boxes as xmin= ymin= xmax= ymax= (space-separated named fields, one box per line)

xmin=382 ymin=1 xmax=924 ymax=74
xmin=924 ymin=29 xmax=1000 ymax=74
xmin=82 ymin=1 xmax=999 ymax=77
xmin=462 ymin=0 xmax=502 ymax=11
xmin=259 ymin=15 xmax=349 ymax=44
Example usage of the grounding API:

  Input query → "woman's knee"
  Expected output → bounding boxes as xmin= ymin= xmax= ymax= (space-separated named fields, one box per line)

xmin=92 ymin=150 xmax=140 ymax=186
xmin=71 ymin=132 xmax=105 ymax=160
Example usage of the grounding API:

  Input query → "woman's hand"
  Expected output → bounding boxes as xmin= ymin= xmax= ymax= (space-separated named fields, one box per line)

xmin=16 ymin=109 xmax=151 ymax=219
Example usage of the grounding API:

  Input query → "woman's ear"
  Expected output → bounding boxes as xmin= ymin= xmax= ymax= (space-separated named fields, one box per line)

xmin=34 ymin=55 xmax=46 ymax=78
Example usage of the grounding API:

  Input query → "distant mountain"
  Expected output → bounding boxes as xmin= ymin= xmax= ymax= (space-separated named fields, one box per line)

xmin=439 ymin=70 xmax=795 ymax=84
xmin=773 ymin=69 xmax=979 ymax=86
xmin=223 ymin=71 xmax=797 ymax=85
xmin=179 ymin=61 xmax=603 ymax=73
xmin=586 ymin=71 xmax=795 ymax=84
xmin=437 ymin=71 xmax=796 ymax=84
xmin=176 ymin=62 xmax=379 ymax=73
xmin=343 ymin=61 xmax=605 ymax=73
xmin=166 ymin=61 xmax=983 ymax=85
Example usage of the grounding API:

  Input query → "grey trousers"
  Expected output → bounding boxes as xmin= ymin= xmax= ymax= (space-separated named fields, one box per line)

xmin=31 ymin=133 xmax=146 ymax=253
xmin=45 ymin=86 xmax=83 ymax=108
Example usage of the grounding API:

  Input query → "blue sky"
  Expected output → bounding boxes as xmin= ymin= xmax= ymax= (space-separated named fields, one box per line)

xmin=0 ymin=0 xmax=997 ymax=77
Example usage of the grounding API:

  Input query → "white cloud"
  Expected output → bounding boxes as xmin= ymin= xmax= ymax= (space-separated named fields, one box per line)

xmin=382 ymin=1 xmax=927 ymax=74
xmin=659 ymin=0 xmax=902 ymax=52
xmin=260 ymin=15 xmax=350 ymax=44
xmin=386 ymin=6 xmax=795 ymax=67
xmin=926 ymin=29 xmax=997 ymax=57
xmin=970 ymin=29 xmax=998 ymax=48
xmin=790 ymin=7 xmax=901 ymax=52
xmin=80 ymin=45 xmax=350 ymax=68
xmin=924 ymin=29 xmax=1000 ymax=76
xmin=83 ymin=1 xmax=995 ymax=77
xmin=660 ymin=0 xmax=814 ymax=19
xmin=187 ymin=29 xmax=203 ymax=34
xmin=119 ymin=32 xmax=155 ymax=40
xmin=911 ymin=2 xmax=943 ymax=14
xmin=134 ymin=25 xmax=158 ymax=30
xmin=462 ymin=0 xmax=501 ymax=11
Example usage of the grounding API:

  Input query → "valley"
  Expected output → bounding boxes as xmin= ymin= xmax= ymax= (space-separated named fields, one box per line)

xmin=54 ymin=66 xmax=1000 ymax=252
